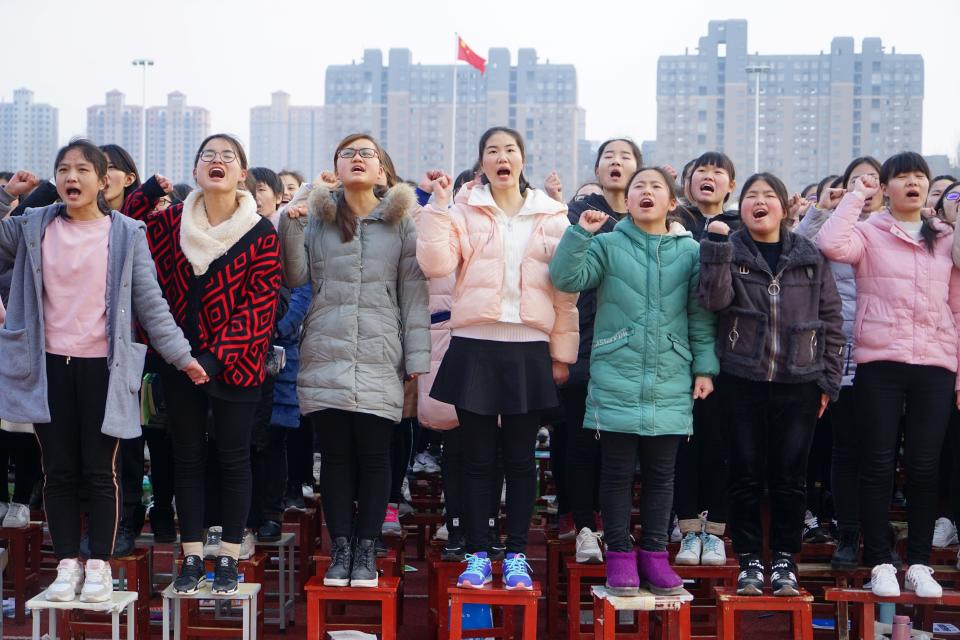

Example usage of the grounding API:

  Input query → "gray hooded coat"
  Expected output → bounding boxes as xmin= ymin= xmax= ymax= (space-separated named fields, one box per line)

xmin=279 ymin=183 xmax=430 ymax=423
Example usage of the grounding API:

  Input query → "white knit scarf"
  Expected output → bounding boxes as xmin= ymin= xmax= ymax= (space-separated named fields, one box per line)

xmin=179 ymin=189 xmax=261 ymax=276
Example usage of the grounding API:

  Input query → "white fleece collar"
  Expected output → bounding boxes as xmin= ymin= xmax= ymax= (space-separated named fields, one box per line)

xmin=466 ymin=184 xmax=567 ymax=217
xmin=180 ymin=189 xmax=261 ymax=276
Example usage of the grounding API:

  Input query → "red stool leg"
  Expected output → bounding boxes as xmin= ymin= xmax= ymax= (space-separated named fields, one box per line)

xmin=449 ymin=595 xmax=463 ymax=640
xmin=384 ymin=592 xmax=397 ymax=640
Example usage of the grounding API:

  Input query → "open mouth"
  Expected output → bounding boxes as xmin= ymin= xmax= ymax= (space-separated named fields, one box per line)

xmin=496 ymin=167 xmax=511 ymax=178
xmin=609 ymin=169 xmax=622 ymax=180
xmin=752 ymin=207 xmax=768 ymax=220
xmin=639 ymin=197 xmax=655 ymax=208
xmin=906 ymin=189 xmax=920 ymax=198
xmin=350 ymin=165 xmax=366 ymax=174
xmin=208 ymin=167 xmax=226 ymax=179
xmin=699 ymin=183 xmax=715 ymax=194
xmin=65 ymin=187 xmax=82 ymax=198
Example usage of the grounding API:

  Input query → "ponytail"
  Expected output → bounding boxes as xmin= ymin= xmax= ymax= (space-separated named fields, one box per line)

xmin=920 ymin=217 xmax=937 ymax=254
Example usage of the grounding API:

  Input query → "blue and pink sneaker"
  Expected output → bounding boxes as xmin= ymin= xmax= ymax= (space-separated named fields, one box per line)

xmin=457 ymin=552 xmax=492 ymax=588
xmin=503 ymin=553 xmax=533 ymax=590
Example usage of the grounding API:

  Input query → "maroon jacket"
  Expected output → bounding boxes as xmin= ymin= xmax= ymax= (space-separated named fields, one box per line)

xmin=124 ymin=177 xmax=281 ymax=393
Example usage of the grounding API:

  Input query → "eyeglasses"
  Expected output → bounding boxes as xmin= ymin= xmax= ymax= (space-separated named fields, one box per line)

xmin=946 ymin=192 xmax=960 ymax=201
xmin=198 ymin=150 xmax=237 ymax=163
xmin=338 ymin=147 xmax=378 ymax=159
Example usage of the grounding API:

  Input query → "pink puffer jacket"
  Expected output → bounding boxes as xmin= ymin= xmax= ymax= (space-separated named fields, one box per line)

xmin=416 ymin=185 xmax=579 ymax=364
xmin=817 ymin=192 xmax=960 ymax=389
xmin=416 ymin=269 xmax=459 ymax=429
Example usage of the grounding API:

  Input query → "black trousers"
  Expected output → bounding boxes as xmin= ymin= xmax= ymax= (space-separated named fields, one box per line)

xmin=119 ymin=437 xmax=145 ymax=525
xmin=312 ymin=409 xmax=394 ymax=541
xmin=389 ymin=418 xmax=414 ymax=503
xmin=674 ymin=386 xmax=729 ymax=526
xmin=144 ymin=425 xmax=176 ymax=512
xmin=249 ymin=378 xmax=287 ymax=526
xmin=557 ymin=383 xmax=601 ymax=530
xmin=0 ymin=431 xmax=41 ymax=504
xmin=723 ymin=374 xmax=820 ymax=555
xmin=441 ymin=426 xmax=465 ymax=529
xmin=285 ymin=415 xmax=314 ymax=492
xmin=830 ymin=386 xmax=859 ymax=531
xmin=457 ymin=408 xmax=539 ymax=554
xmin=600 ymin=431 xmax=681 ymax=552
xmin=806 ymin=412 xmax=833 ymax=516
xmin=161 ymin=371 xmax=257 ymax=545
xmin=855 ymin=361 xmax=954 ymax=566
xmin=36 ymin=354 xmax=119 ymax=560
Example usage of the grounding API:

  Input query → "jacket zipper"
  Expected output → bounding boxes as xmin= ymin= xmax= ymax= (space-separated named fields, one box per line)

xmin=766 ymin=271 xmax=784 ymax=381
xmin=809 ymin=331 xmax=818 ymax=363
xmin=729 ymin=318 xmax=740 ymax=352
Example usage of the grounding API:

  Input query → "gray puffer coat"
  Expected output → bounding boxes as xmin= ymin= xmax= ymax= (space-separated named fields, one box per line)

xmin=279 ymin=183 xmax=431 ymax=423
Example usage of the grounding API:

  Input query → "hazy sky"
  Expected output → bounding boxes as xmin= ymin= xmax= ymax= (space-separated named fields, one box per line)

xmin=4 ymin=0 xmax=958 ymax=164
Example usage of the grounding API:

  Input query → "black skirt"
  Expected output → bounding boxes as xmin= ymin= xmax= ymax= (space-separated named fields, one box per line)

xmin=430 ymin=337 xmax=558 ymax=416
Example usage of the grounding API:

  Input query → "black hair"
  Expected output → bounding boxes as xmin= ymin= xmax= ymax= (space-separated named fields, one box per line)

xmin=0 ymin=172 xmax=12 ymax=182
xmin=380 ymin=149 xmax=399 ymax=188
xmin=54 ymin=137 xmax=111 ymax=215
xmin=841 ymin=156 xmax=881 ymax=189
xmin=880 ymin=152 xmax=935 ymax=253
xmin=801 ymin=183 xmax=818 ymax=199
xmin=278 ymin=170 xmax=305 ymax=186
xmin=594 ymin=138 xmax=642 ymax=170
xmin=932 ymin=174 xmax=958 ymax=185
xmin=477 ymin=127 xmax=531 ymax=193
xmin=815 ymin=174 xmax=841 ymax=202
xmin=680 ymin=159 xmax=697 ymax=188
xmin=194 ymin=133 xmax=248 ymax=170
xmin=626 ymin=167 xmax=679 ymax=231
xmin=690 ymin=151 xmax=736 ymax=203
xmin=250 ymin=167 xmax=282 ymax=197
xmin=453 ymin=169 xmax=476 ymax=193
xmin=171 ymin=183 xmax=193 ymax=204
xmin=933 ymin=180 xmax=960 ymax=219
xmin=100 ymin=143 xmax=141 ymax=204
xmin=738 ymin=173 xmax=791 ymax=228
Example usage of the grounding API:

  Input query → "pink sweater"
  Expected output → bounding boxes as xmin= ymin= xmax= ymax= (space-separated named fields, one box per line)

xmin=42 ymin=215 xmax=111 ymax=358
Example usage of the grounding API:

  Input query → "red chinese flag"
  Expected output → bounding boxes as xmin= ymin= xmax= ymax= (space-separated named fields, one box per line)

xmin=457 ymin=37 xmax=486 ymax=74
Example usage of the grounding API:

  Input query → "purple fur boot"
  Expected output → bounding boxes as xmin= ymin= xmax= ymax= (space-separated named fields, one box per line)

xmin=637 ymin=549 xmax=684 ymax=595
xmin=604 ymin=550 xmax=640 ymax=595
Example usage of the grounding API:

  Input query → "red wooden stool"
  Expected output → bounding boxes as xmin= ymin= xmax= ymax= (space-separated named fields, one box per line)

xmin=674 ymin=561 xmax=740 ymax=640
xmin=282 ymin=506 xmax=317 ymax=590
xmin=428 ymin=553 xmax=504 ymax=640
xmin=716 ymin=586 xmax=814 ymax=640
xmin=592 ymin=585 xmax=693 ymax=640
xmin=546 ymin=536 xmax=575 ymax=639
xmin=305 ymin=574 xmax=399 ymax=640
xmin=566 ymin=557 xmax=606 ymax=640
xmin=0 ymin=521 xmax=42 ymax=624
xmin=62 ymin=548 xmax=152 ymax=639
xmin=174 ymin=551 xmax=266 ymax=640
xmin=448 ymin=582 xmax=541 ymax=640
xmin=411 ymin=512 xmax=445 ymax=560
xmin=824 ymin=587 xmax=960 ymax=640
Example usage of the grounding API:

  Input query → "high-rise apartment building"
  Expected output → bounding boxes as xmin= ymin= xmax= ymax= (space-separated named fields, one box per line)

xmin=655 ymin=20 xmax=923 ymax=190
xmin=145 ymin=92 xmax=210 ymax=183
xmin=0 ymin=89 xmax=58 ymax=177
xmin=86 ymin=90 xmax=143 ymax=163
xmin=249 ymin=91 xmax=325 ymax=177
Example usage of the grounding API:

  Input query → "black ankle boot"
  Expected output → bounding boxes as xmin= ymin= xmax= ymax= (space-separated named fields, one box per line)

xmin=324 ymin=537 xmax=352 ymax=587
xmin=350 ymin=539 xmax=379 ymax=587
xmin=831 ymin=528 xmax=860 ymax=571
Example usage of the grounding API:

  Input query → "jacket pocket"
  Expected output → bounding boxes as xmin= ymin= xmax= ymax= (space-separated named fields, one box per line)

xmin=591 ymin=327 xmax=634 ymax=357
xmin=786 ymin=320 xmax=825 ymax=376
xmin=128 ymin=342 xmax=148 ymax=392
xmin=0 ymin=328 xmax=31 ymax=380
xmin=720 ymin=307 xmax=767 ymax=366
xmin=667 ymin=334 xmax=693 ymax=363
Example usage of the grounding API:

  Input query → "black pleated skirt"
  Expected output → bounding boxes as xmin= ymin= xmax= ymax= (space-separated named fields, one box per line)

xmin=430 ymin=337 xmax=558 ymax=416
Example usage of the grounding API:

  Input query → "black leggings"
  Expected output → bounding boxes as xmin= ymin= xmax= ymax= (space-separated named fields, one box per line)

xmin=830 ymin=386 xmax=859 ymax=531
xmin=0 ymin=431 xmax=41 ymax=505
xmin=286 ymin=414 xmax=315 ymax=492
xmin=855 ymin=361 xmax=954 ymax=566
xmin=36 ymin=354 xmax=119 ymax=560
xmin=557 ymin=383 xmax=601 ymax=530
xmin=674 ymin=387 xmax=729 ymax=529
xmin=144 ymin=425 xmax=176 ymax=512
xmin=441 ymin=426 xmax=465 ymax=529
xmin=389 ymin=418 xmax=414 ymax=503
xmin=600 ymin=432 xmax=681 ymax=553
xmin=457 ymin=408 xmax=539 ymax=554
xmin=312 ymin=409 xmax=394 ymax=541
xmin=119 ymin=437 xmax=145 ymax=525
xmin=161 ymin=371 xmax=257 ymax=545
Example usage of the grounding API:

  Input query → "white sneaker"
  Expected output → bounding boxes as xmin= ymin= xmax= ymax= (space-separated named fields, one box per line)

xmin=905 ymin=564 xmax=943 ymax=598
xmin=302 ymin=484 xmax=315 ymax=499
xmin=79 ymin=559 xmax=113 ymax=603
xmin=675 ymin=531 xmax=702 ymax=565
xmin=701 ymin=533 xmax=727 ymax=566
xmin=575 ymin=527 xmax=603 ymax=564
xmin=870 ymin=563 xmax=901 ymax=597
xmin=435 ymin=524 xmax=449 ymax=541
xmin=401 ymin=477 xmax=412 ymax=503
xmin=932 ymin=517 xmax=958 ymax=548
xmin=413 ymin=452 xmax=440 ymax=474
xmin=312 ymin=453 xmax=322 ymax=484
xmin=2 ymin=502 xmax=29 ymax=528
xmin=239 ymin=530 xmax=256 ymax=560
xmin=0 ymin=502 xmax=9 ymax=522
xmin=669 ymin=516 xmax=681 ymax=543
xmin=47 ymin=558 xmax=84 ymax=601
xmin=203 ymin=526 xmax=222 ymax=559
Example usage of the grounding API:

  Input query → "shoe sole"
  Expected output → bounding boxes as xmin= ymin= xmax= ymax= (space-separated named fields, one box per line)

xmin=323 ymin=578 xmax=350 ymax=587
xmin=212 ymin=586 xmax=239 ymax=596
xmin=701 ymin=557 xmax=727 ymax=566
xmin=80 ymin=592 xmax=113 ymax=603
xmin=45 ymin=591 xmax=79 ymax=602
xmin=349 ymin=578 xmax=379 ymax=588
xmin=674 ymin=556 xmax=701 ymax=566
xmin=382 ymin=526 xmax=403 ymax=535
xmin=457 ymin=577 xmax=493 ymax=588
xmin=173 ymin=578 xmax=207 ymax=595
xmin=575 ymin=552 xmax=603 ymax=564
xmin=736 ymin=584 xmax=763 ymax=596
xmin=504 ymin=582 xmax=533 ymax=590
xmin=605 ymin=585 xmax=641 ymax=596
xmin=904 ymin=584 xmax=941 ymax=599
xmin=645 ymin=583 xmax=685 ymax=596
xmin=257 ymin=535 xmax=282 ymax=543
xmin=774 ymin=585 xmax=800 ymax=597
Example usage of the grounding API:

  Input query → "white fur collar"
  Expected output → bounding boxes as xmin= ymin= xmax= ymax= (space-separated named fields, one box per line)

xmin=179 ymin=189 xmax=261 ymax=276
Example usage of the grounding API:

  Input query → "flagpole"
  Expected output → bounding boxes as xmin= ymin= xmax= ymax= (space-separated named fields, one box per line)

xmin=451 ymin=34 xmax=459 ymax=177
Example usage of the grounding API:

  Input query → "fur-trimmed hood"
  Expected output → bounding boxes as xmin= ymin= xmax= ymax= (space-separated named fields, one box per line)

xmin=307 ymin=183 xmax=416 ymax=225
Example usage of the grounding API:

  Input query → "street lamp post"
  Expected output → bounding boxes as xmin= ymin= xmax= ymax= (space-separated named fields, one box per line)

xmin=745 ymin=63 xmax=771 ymax=174
xmin=132 ymin=59 xmax=154 ymax=173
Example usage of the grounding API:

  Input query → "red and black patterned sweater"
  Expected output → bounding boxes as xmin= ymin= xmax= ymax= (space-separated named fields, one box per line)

xmin=124 ymin=177 xmax=281 ymax=393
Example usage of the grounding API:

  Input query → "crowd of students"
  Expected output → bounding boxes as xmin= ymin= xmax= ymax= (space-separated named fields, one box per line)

xmin=0 ymin=126 xmax=958 ymax=607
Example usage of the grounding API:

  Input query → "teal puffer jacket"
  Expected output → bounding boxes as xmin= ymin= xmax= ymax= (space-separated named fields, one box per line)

xmin=549 ymin=219 xmax=719 ymax=436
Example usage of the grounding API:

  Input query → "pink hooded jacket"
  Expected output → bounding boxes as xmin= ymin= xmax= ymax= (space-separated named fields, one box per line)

xmin=817 ymin=192 xmax=960 ymax=389
xmin=416 ymin=185 xmax=579 ymax=365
